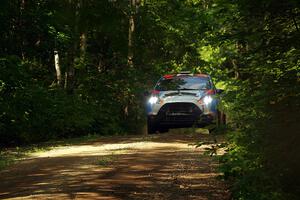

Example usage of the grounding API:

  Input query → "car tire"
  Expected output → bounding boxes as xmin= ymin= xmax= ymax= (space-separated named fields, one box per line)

xmin=147 ymin=117 xmax=157 ymax=134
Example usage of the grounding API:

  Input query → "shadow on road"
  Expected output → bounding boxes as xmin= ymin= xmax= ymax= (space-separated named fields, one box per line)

xmin=0 ymin=130 xmax=229 ymax=200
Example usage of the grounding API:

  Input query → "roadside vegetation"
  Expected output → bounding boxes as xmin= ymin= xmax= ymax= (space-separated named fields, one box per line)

xmin=0 ymin=0 xmax=299 ymax=199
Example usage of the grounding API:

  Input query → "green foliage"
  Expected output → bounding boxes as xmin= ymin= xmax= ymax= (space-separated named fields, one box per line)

xmin=0 ymin=0 xmax=147 ymax=146
xmin=0 ymin=149 xmax=26 ymax=171
xmin=0 ymin=57 xmax=96 ymax=145
xmin=0 ymin=0 xmax=299 ymax=198
xmin=203 ymin=0 xmax=300 ymax=199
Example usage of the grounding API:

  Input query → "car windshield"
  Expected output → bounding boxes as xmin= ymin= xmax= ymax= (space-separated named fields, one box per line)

xmin=155 ymin=76 xmax=211 ymax=91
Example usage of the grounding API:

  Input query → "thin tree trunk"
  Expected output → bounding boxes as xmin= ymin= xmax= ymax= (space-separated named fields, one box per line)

xmin=232 ymin=59 xmax=240 ymax=79
xmin=80 ymin=31 xmax=87 ymax=67
xmin=128 ymin=15 xmax=134 ymax=67
xmin=128 ymin=0 xmax=136 ymax=67
xmin=80 ymin=32 xmax=87 ymax=56
xmin=54 ymin=50 xmax=62 ymax=86
xmin=292 ymin=13 xmax=299 ymax=32
xmin=125 ymin=3 xmax=135 ymax=116
xmin=64 ymin=72 xmax=68 ymax=89
xmin=19 ymin=0 xmax=26 ymax=59
xmin=65 ymin=0 xmax=82 ymax=93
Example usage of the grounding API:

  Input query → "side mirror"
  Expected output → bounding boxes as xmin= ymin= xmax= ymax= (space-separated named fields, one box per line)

xmin=216 ymin=89 xmax=224 ymax=94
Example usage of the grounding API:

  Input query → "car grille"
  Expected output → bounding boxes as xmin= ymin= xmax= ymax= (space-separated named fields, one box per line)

xmin=157 ymin=103 xmax=201 ymax=124
xmin=164 ymin=92 xmax=197 ymax=97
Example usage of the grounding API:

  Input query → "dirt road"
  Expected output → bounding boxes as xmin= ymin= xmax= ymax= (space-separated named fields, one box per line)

xmin=0 ymin=130 xmax=229 ymax=200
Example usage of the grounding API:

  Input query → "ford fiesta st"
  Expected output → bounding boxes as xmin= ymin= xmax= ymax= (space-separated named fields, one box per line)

xmin=145 ymin=72 xmax=225 ymax=134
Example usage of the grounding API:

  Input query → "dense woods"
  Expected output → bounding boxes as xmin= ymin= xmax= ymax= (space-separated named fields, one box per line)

xmin=0 ymin=0 xmax=299 ymax=199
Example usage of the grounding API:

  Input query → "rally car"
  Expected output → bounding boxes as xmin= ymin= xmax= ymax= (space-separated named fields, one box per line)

xmin=145 ymin=72 xmax=225 ymax=134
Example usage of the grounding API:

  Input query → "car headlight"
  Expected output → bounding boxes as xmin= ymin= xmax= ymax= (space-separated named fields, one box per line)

xmin=203 ymin=96 xmax=213 ymax=105
xmin=149 ymin=96 xmax=159 ymax=104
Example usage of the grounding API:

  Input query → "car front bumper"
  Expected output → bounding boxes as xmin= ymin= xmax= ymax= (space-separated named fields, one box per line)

xmin=147 ymin=102 xmax=217 ymax=128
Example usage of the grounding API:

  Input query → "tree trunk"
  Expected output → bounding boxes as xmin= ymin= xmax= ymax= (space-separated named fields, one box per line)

xmin=80 ymin=31 xmax=87 ymax=69
xmin=65 ymin=0 xmax=82 ymax=93
xmin=232 ymin=59 xmax=240 ymax=79
xmin=128 ymin=15 xmax=134 ymax=67
xmin=64 ymin=71 xmax=68 ymax=89
xmin=291 ymin=12 xmax=299 ymax=32
xmin=19 ymin=0 xmax=26 ymax=59
xmin=54 ymin=50 xmax=62 ymax=86
xmin=128 ymin=0 xmax=137 ymax=67
xmin=80 ymin=32 xmax=87 ymax=57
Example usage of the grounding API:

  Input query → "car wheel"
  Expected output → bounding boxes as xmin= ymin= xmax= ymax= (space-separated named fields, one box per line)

xmin=147 ymin=117 xmax=157 ymax=134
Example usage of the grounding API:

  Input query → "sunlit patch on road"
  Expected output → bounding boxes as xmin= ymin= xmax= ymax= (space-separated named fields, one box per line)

xmin=0 ymin=131 xmax=229 ymax=200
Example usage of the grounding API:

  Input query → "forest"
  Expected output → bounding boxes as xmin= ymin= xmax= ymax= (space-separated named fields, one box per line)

xmin=0 ymin=0 xmax=299 ymax=199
